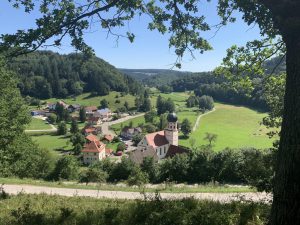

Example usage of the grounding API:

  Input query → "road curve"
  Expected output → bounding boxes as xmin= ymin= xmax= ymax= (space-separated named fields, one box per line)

xmin=2 ymin=184 xmax=272 ymax=203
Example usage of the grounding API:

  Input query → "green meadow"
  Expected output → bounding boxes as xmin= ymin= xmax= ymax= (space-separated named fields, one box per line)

xmin=26 ymin=118 xmax=52 ymax=130
xmin=31 ymin=134 xmax=72 ymax=153
xmin=179 ymin=103 xmax=276 ymax=151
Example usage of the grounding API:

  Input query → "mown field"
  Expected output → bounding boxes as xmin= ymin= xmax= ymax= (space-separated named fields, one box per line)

xmin=31 ymin=134 xmax=72 ymax=153
xmin=0 ymin=194 xmax=270 ymax=225
xmin=26 ymin=118 xmax=52 ymax=130
xmin=179 ymin=103 xmax=275 ymax=151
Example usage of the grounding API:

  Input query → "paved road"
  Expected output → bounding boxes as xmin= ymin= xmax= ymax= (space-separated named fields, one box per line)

xmin=192 ymin=108 xmax=216 ymax=132
xmin=2 ymin=184 xmax=272 ymax=203
xmin=101 ymin=113 xmax=145 ymax=137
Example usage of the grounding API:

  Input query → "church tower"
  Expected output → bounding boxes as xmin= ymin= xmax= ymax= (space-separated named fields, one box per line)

xmin=164 ymin=112 xmax=178 ymax=146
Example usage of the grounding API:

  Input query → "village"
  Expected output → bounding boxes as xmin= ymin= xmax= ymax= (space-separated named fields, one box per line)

xmin=30 ymin=100 xmax=189 ymax=166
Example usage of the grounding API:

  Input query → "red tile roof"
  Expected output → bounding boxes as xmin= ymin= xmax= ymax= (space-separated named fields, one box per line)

xmin=86 ymin=134 xmax=99 ymax=142
xmin=85 ymin=106 xmax=98 ymax=112
xmin=145 ymin=131 xmax=169 ymax=148
xmin=82 ymin=141 xmax=105 ymax=153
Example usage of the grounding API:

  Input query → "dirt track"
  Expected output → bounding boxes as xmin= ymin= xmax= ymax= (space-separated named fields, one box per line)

xmin=2 ymin=184 xmax=272 ymax=203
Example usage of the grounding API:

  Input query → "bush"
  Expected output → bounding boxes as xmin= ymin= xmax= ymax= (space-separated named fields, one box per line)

xmin=117 ymin=143 xmax=126 ymax=152
xmin=79 ymin=168 xmax=108 ymax=185
xmin=127 ymin=167 xmax=149 ymax=186
xmin=57 ymin=121 xmax=67 ymax=135
xmin=132 ymin=134 xmax=143 ymax=146
xmin=50 ymin=155 xmax=79 ymax=181
xmin=48 ymin=113 xmax=57 ymax=124
xmin=198 ymin=95 xmax=214 ymax=111
xmin=109 ymin=157 xmax=135 ymax=182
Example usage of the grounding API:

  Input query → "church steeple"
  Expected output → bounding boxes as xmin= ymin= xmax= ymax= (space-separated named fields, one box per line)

xmin=164 ymin=112 xmax=178 ymax=146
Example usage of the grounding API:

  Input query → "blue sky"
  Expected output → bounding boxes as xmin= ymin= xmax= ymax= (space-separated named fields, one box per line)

xmin=0 ymin=1 xmax=262 ymax=72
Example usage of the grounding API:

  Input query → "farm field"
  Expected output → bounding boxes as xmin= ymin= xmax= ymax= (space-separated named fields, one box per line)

xmin=179 ymin=103 xmax=276 ymax=151
xmin=45 ymin=91 xmax=137 ymax=111
xmin=26 ymin=118 xmax=52 ymax=130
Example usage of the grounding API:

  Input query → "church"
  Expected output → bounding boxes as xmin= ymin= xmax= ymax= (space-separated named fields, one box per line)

xmin=130 ymin=112 xmax=188 ymax=164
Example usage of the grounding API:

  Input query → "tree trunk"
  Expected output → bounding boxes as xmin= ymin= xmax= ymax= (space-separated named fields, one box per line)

xmin=270 ymin=36 xmax=300 ymax=224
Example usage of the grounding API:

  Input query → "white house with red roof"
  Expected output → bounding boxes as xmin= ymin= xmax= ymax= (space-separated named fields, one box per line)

xmin=137 ymin=112 xmax=182 ymax=160
xmin=82 ymin=134 xmax=106 ymax=164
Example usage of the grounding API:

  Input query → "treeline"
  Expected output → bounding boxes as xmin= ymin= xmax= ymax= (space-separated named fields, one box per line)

xmin=120 ymin=68 xmax=190 ymax=87
xmin=45 ymin=147 xmax=275 ymax=192
xmin=8 ymin=51 xmax=142 ymax=99
xmin=170 ymin=72 xmax=267 ymax=110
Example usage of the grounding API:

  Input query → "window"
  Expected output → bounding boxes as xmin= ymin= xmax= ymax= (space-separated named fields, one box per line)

xmin=164 ymin=146 xmax=166 ymax=154
xmin=160 ymin=148 xmax=162 ymax=155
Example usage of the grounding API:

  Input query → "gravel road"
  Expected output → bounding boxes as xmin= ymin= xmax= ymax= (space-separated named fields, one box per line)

xmin=192 ymin=108 xmax=216 ymax=132
xmin=2 ymin=184 xmax=272 ymax=203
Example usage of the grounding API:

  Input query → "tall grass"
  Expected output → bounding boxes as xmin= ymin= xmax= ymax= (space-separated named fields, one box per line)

xmin=0 ymin=194 xmax=270 ymax=225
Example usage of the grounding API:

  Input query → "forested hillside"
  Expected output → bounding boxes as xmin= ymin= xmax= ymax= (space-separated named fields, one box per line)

xmin=120 ymin=68 xmax=190 ymax=87
xmin=169 ymin=57 xmax=286 ymax=110
xmin=8 ymin=51 xmax=142 ymax=99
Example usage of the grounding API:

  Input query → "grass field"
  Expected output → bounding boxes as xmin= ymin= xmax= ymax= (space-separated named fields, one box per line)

xmin=31 ymin=134 xmax=72 ymax=153
xmin=179 ymin=103 xmax=276 ymax=151
xmin=45 ymin=91 xmax=137 ymax=111
xmin=26 ymin=118 xmax=52 ymax=130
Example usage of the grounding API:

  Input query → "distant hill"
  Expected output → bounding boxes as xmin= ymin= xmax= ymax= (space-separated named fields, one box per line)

xmin=8 ymin=51 xmax=142 ymax=99
xmin=263 ymin=55 xmax=286 ymax=75
xmin=119 ymin=68 xmax=191 ymax=87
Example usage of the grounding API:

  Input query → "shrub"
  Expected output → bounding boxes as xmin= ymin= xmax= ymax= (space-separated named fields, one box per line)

xmin=198 ymin=95 xmax=214 ymax=111
xmin=127 ymin=167 xmax=149 ymax=186
xmin=50 ymin=155 xmax=79 ymax=181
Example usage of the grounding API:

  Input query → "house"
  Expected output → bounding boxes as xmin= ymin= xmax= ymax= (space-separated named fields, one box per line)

xmin=94 ymin=108 xmax=112 ymax=121
xmin=85 ymin=106 xmax=98 ymax=115
xmin=31 ymin=110 xmax=46 ymax=116
xmin=136 ymin=112 xmax=188 ymax=161
xmin=103 ymin=134 xmax=113 ymax=142
xmin=68 ymin=104 xmax=81 ymax=112
xmin=47 ymin=103 xmax=56 ymax=111
xmin=47 ymin=100 xmax=69 ymax=111
xmin=82 ymin=125 xmax=100 ymax=136
xmin=87 ymin=116 xmax=101 ymax=126
xmin=121 ymin=127 xmax=142 ymax=139
xmin=82 ymin=134 xmax=106 ymax=164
